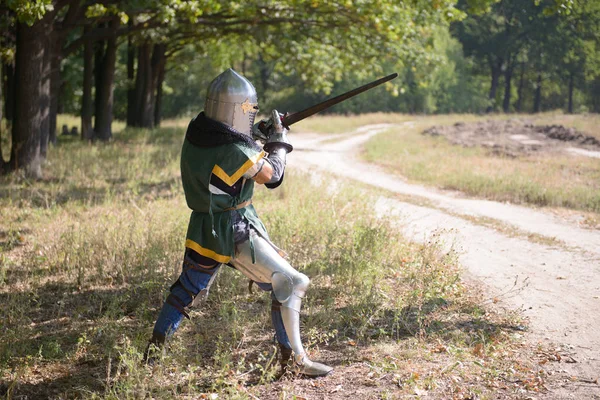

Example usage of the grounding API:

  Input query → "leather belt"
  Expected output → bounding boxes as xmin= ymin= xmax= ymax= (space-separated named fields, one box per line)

xmin=224 ymin=199 xmax=252 ymax=211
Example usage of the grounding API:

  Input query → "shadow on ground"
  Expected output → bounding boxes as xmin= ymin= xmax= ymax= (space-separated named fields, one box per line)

xmin=0 ymin=176 xmax=181 ymax=209
xmin=0 ymin=270 xmax=525 ymax=398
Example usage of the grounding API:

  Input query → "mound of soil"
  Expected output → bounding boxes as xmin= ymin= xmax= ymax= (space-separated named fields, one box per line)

xmin=423 ymin=120 xmax=600 ymax=157
xmin=532 ymin=124 xmax=600 ymax=146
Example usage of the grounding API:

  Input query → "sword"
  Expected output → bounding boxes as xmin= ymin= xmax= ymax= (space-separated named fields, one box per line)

xmin=281 ymin=72 xmax=398 ymax=128
xmin=255 ymin=73 xmax=398 ymax=138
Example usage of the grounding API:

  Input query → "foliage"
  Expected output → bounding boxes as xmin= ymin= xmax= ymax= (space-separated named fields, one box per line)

xmin=452 ymin=0 xmax=600 ymax=113
xmin=2 ymin=0 xmax=599 ymax=178
xmin=158 ymin=25 xmax=492 ymax=117
xmin=152 ymin=0 xmax=600 ymax=117
xmin=4 ymin=0 xmax=600 ymax=120
xmin=5 ymin=0 xmax=53 ymax=25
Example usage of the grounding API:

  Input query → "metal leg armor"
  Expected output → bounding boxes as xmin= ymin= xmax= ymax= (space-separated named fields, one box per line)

xmin=230 ymin=232 xmax=333 ymax=377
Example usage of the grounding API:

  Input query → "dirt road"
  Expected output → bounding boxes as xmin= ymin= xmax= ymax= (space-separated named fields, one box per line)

xmin=288 ymin=123 xmax=600 ymax=399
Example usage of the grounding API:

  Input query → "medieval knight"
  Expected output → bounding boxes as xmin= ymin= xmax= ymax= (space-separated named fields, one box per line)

xmin=146 ymin=68 xmax=333 ymax=377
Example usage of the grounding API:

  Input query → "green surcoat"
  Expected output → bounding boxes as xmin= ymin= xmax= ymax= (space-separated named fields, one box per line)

xmin=180 ymin=138 xmax=267 ymax=263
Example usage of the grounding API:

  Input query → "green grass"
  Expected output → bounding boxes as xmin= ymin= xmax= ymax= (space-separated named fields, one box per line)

xmin=0 ymin=116 xmax=546 ymax=399
xmin=362 ymin=115 xmax=600 ymax=213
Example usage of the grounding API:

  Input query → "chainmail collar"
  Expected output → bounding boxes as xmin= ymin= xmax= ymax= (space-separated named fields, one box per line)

xmin=185 ymin=112 xmax=260 ymax=151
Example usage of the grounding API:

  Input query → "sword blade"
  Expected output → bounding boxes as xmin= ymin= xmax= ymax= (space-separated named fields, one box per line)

xmin=281 ymin=73 xmax=398 ymax=127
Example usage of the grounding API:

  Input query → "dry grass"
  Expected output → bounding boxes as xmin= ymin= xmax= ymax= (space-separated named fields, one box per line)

xmin=0 ymin=116 xmax=551 ymax=399
xmin=362 ymin=114 xmax=600 ymax=213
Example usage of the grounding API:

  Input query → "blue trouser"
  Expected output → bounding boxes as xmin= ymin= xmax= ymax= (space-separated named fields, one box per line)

xmin=152 ymin=250 xmax=292 ymax=350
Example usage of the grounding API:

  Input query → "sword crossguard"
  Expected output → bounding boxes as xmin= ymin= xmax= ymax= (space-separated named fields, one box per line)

xmin=281 ymin=112 xmax=291 ymax=130
xmin=252 ymin=110 xmax=289 ymax=143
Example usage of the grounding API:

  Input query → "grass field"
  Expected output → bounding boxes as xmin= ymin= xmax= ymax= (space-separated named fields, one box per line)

xmin=294 ymin=111 xmax=600 ymax=139
xmin=360 ymin=113 xmax=600 ymax=215
xmin=0 ymin=120 xmax=547 ymax=399
xmin=294 ymin=113 xmax=412 ymax=134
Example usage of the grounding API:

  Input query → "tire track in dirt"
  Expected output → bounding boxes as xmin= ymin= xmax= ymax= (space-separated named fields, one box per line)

xmin=288 ymin=123 xmax=600 ymax=399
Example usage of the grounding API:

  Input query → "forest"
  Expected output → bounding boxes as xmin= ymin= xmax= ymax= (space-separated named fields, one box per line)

xmin=0 ymin=0 xmax=598 ymax=179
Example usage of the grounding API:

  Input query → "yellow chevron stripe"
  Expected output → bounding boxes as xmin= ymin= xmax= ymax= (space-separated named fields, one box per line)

xmin=211 ymin=151 xmax=265 ymax=186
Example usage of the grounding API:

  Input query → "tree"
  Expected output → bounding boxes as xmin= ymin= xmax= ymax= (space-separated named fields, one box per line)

xmin=453 ymin=0 xmax=547 ymax=113
xmin=3 ymin=0 xmax=82 ymax=175
xmin=549 ymin=2 xmax=600 ymax=113
xmin=2 ymin=0 xmax=592 ymax=177
xmin=453 ymin=0 xmax=599 ymax=114
xmin=122 ymin=0 xmax=500 ymax=128
xmin=93 ymin=18 xmax=120 ymax=140
xmin=10 ymin=8 xmax=55 ymax=178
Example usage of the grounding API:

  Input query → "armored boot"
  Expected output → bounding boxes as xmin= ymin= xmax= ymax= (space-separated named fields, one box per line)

xmin=146 ymin=250 xmax=221 ymax=366
xmin=279 ymin=282 xmax=333 ymax=377
xmin=292 ymin=353 xmax=333 ymax=377
xmin=278 ymin=344 xmax=332 ymax=377
xmin=275 ymin=308 xmax=332 ymax=377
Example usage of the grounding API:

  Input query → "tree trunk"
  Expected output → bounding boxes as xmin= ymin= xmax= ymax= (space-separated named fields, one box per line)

xmin=487 ymin=57 xmax=503 ymax=113
xmin=567 ymin=72 xmax=574 ymax=114
xmin=126 ymin=23 xmax=136 ymax=127
xmin=131 ymin=43 xmax=149 ymax=127
xmin=241 ymin=55 xmax=246 ymax=75
xmin=533 ymin=73 xmax=542 ymax=113
xmin=515 ymin=62 xmax=526 ymax=113
xmin=132 ymin=42 xmax=167 ymax=128
xmin=81 ymin=27 xmax=94 ymax=141
xmin=154 ymin=61 xmax=165 ymax=127
xmin=152 ymin=44 xmax=166 ymax=128
xmin=48 ymin=35 xmax=62 ymax=145
xmin=10 ymin=20 xmax=45 ymax=178
xmin=502 ymin=58 xmax=513 ymax=113
xmin=0 ymin=63 xmax=4 ymax=171
xmin=138 ymin=42 xmax=155 ymax=128
xmin=3 ymin=62 xmax=15 ymax=124
xmin=94 ymin=36 xmax=105 ymax=137
xmin=94 ymin=20 xmax=119 ymax=141
xmin=590 ymin=78 xmax=600 ymax=113
xmin=257 ymin=54 xmax=271 ymax=105
xmin=40 ymin=32 xmax=52 ymax=159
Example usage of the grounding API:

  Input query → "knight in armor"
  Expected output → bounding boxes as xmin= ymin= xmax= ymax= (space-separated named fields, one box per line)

xmin=145 ymin=68 xmax=333 ymax=377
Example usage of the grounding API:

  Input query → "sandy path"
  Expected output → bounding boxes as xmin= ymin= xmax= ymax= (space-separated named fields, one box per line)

xmin=287 ymin=123 xmax=600 ymax=399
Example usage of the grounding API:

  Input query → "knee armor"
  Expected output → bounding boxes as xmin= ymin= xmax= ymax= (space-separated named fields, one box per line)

xmin=272 ymin=270 xmax=310 ymax=309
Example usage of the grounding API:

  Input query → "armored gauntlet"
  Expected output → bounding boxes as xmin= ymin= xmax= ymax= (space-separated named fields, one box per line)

xmin=254 ymin=110 xmax=293 ymax=153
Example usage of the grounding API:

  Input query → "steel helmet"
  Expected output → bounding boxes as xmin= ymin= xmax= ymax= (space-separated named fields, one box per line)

xmin=204 ymin=68 xmax=258 ymax=135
